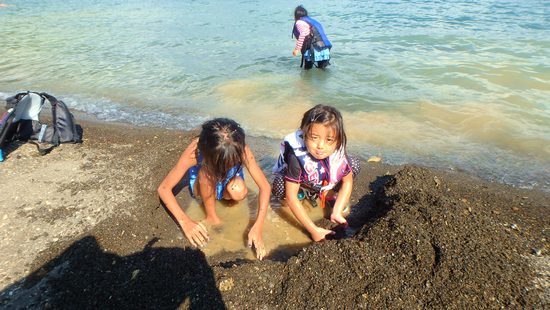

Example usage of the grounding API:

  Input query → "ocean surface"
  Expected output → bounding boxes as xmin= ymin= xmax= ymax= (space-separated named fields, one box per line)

xmin=1 ymin=0 xmax=549 ymax=191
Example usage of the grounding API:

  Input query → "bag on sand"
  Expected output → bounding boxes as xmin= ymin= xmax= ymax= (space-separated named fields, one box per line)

xmin=0 ymin=91 xmax=81 ymax=158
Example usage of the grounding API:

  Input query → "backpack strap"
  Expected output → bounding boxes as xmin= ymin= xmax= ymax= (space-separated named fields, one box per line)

xmin=310 ymin=44 xmax=316 ymax=68
xmin=31 ymin=93 xmax=60 ymax=155
xmin=28 ymin=140 xmax=58 ymax=156
xmin=39 ymin=92 xmax=81 ymax=144
xmin=39 ymin=92 xmax=58 ymax=120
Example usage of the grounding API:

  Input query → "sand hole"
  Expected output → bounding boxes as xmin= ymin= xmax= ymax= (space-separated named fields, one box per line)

xmin=180 ymin=168 xmax=349 ymax=261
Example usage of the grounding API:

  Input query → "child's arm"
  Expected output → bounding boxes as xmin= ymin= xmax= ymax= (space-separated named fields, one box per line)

xmin=285 ymin=180 xmax=335 ymax=242
xmin=158 ymin=139 xmax=209 ymax=247
xmin=330 ymin=172 xmax=353 ymax=228
xmin=243 ymin=145 xmax=270 ymax=260
xmin=294 ymin=20 xmax=309 ymax=55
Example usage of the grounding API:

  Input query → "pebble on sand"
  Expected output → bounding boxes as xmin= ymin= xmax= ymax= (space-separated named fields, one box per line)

xmin=367 ymin=156 xmax=381 ymax=163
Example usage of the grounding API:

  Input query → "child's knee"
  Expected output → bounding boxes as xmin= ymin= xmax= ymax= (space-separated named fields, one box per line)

xmin=227 ymin=177 xmax=248 ymax=201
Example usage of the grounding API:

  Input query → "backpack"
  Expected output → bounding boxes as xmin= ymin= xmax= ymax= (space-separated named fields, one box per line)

xmin=299 ymin=25 xmax=328 ymax=68
xmin=0 ymin=91 xmax=81 ymax=158
xmin=300 ymin=24 xmax=327 ymax=55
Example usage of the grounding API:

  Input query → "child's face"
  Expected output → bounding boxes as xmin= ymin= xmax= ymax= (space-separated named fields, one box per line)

xmin=305 ymin=123 xmax=337 ymax=160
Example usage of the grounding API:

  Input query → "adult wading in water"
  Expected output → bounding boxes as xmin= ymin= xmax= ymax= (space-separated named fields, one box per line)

xmin=292 ymin=5 xmax=332 ymax=70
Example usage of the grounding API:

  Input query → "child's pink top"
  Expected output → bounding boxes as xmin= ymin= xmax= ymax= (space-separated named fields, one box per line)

xmin=294 ymin=19 xmax=311 ymax=50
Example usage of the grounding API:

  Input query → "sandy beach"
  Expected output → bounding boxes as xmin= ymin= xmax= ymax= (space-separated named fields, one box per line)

xmin=0 ymin=113 xmax=549 ymax=309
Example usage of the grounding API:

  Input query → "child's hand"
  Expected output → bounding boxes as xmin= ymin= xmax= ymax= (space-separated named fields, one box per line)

xmin=311 ymin=227 xmax=335 ymax=242
xmin=180 ymin=220 xmax=209 ymax=247
xmin=330 ymin=213 xmax=349 ymax=229
xmin=248 ymin=223 xmax=266 ymax=260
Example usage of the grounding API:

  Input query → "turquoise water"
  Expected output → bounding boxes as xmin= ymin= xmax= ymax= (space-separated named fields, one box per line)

xmin=1 ymin=0 xmax=549 ymax=191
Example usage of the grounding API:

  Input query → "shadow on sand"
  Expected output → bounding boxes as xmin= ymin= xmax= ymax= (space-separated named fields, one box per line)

xmin=0 ymin=236 xmax=226 ymax=310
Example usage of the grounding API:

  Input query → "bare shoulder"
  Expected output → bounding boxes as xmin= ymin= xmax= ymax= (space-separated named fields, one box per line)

xmin=185 ymin=138 xmax=199 ymax=154
xmin=245 ymin=143 xmax=255 ymax=157
xmin=176 ymin=138 xmax=199 ymax=165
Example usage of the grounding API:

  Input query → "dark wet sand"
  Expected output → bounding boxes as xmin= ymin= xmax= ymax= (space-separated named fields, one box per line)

xmin=0 ymin=113 xmax=549 ymax=309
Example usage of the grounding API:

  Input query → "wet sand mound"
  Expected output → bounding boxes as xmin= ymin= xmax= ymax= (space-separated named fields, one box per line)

xmin=212 ymin=165 xmax=549 ymax=309
xmin=271 ymin=165 xmax=544 ymax=309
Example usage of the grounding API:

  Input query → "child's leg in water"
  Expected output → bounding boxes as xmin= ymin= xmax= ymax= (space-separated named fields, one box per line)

xmin=195 ymin=167 xmax=222 ymax=225
xmin=278 ymin=199 xmax=291 ymax=212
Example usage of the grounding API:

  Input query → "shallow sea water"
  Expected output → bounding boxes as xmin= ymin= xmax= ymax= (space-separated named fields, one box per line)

xmin=2 ymin=0 xmax=549 ymax=190
xmin=180 ymin=167 xmax=338 ymax=260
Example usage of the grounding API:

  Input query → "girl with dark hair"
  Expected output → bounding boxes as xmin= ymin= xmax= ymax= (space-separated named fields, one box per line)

xmin=292 ymin=5 xmax=332 ymax=69
xmin=158 ymin=118 xmax=270 ymax=260
xmin=272 ymin=105 xmax=361 ymax=241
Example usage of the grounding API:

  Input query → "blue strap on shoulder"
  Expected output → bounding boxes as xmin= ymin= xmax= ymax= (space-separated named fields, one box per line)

xmin=301 ymin=17 xmax=332 ymax=48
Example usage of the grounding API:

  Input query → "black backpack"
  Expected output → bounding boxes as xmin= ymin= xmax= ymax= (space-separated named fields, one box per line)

xmin=300 ymin=24 xmax=327 ymax=55
xmin=0 ymin=91 xmax=81 ymax=157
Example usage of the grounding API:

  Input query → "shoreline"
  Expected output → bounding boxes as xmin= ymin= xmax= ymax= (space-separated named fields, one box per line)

xmin=0 ymin=113 xmax=549 ymax=308
xmin=80 ymin=110 xmax=550 ymax=194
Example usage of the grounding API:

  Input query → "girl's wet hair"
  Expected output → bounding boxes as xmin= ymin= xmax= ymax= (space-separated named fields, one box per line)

xmin=198 ymin=118 xmax=246 ymax=181
xmin=294 ymin=5 xmax=308 ymax=20
xmin=300 ymin=104 xmax=347 ymax=152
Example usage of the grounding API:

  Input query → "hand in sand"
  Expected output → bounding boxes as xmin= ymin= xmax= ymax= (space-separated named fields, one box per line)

xmin=180 ymin=220 xmax=209 ymax=247
xmin=311 ymin=227 xmax=335 ymax=242
xmin=248 ymin=223 xmax=266 ymax=260
xmin=330 ymin=213 xmax=349 ymax=229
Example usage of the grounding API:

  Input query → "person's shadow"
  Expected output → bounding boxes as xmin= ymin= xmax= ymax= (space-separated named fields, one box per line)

xmin=0 ymin=236 xmax=226 ymax=310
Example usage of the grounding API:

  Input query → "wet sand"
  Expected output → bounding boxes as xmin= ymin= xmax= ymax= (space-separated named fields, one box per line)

xmin=0 ymin=113 xmax=549 ymax=309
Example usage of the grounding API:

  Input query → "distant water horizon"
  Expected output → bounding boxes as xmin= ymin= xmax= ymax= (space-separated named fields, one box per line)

xmin=1 ymin=0 xmax=549 ymax=192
